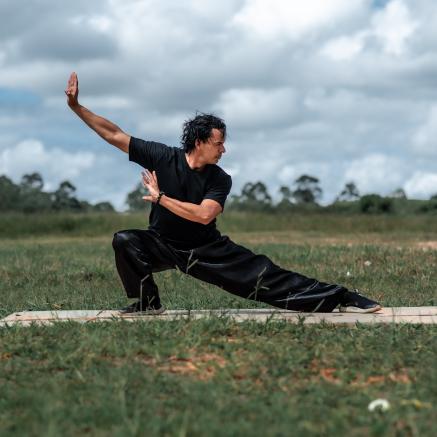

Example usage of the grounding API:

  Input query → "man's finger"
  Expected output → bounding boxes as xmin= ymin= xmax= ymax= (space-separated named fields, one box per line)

xmin=67 ymin=72 xmax=77 ymax=91
xmin=142 ymin=196 xmax=153 ymax=202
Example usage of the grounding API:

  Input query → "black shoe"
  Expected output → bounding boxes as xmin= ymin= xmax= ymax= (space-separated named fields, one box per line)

xmin=119 ymin=301 xmax=166 ymax=315
xmin=339 ymin=290 xmax=382 ymax=313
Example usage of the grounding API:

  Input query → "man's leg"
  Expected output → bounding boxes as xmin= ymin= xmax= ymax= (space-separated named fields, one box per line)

xmin=180 ymin=235 xmax=348 ymax=312
xmin=112 ymin=229 xmax=180 ymax=311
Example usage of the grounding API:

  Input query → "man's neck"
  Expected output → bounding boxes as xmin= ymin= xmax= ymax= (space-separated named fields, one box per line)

xmin=185 ymin=151 xmax=206 ymax=171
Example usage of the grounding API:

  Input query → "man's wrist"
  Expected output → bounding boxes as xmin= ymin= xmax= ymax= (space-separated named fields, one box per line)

xmin=156 ymin=191 xmax=165 ymax=205
xmin=68 ymin=101 xmax=81 ymax=111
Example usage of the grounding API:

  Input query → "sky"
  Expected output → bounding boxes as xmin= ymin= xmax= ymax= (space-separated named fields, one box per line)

xmin=0 ymin=0 xmax=436 ymax=210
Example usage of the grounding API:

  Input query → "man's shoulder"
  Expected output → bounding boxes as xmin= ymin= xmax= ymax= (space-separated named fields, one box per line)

xmin=130 ymin=137 xmax=173 ymax=151
xmin=208 ymin=165 xmax=232 ymax=189
xmin=209 ymin=164 xmax=232 ymax=180
xmin=129 ymin=137 xmax=177 ymax=163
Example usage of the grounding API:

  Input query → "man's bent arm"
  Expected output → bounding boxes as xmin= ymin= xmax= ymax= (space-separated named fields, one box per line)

xmin=69 ymin=104 xmax=130 ymax=153
xmin=158 ymin=196 xmax=222 ymax=225
xmin=65 ymin=72 xmax=130 ymax=153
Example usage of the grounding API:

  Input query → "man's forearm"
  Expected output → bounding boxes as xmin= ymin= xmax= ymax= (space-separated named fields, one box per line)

xmin=70 ymin=103 xmax=123 ymax=144
xmin=159 ymin=195 xmax=209 ymax=225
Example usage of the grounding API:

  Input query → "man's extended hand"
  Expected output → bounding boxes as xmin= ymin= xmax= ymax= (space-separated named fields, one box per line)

xmin=65 ymin=72 xmax=79 ymax=107
xmin=142 ymin=170 xmax=161 ymax=203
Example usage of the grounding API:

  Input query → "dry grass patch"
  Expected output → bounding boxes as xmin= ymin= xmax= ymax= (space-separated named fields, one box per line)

xmin=307 ymin=359 xmax=413 ymax=386
xmin=102 ymin=349 xmax=228 ymax=381
xmin=416 ymin=241 xmax=437 ymax=250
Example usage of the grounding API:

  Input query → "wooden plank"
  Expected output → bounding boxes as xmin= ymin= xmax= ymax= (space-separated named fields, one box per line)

xmin=1 ymin=307 xmax=437 ymax=326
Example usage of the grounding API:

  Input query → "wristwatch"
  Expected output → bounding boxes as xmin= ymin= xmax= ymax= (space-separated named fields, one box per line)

xmin=156 ymin=191 xmax=165 ymax=205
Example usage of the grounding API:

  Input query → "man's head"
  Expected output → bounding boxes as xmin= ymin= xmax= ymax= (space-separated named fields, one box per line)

xmin=181 ymin=113 xmax=227 ymax=158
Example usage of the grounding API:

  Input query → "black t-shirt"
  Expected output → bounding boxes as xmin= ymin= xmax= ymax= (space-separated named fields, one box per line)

xmin=129 ymin=137 xmax=232 ymax=249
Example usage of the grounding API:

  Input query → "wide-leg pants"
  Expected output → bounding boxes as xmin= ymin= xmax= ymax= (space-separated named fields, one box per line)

xmin=112 ymin=229 xmax=347 ymax=312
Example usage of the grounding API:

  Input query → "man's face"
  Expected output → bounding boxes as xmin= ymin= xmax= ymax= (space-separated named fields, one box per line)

xmin=196 ymin=128 xmax=226 ymax=164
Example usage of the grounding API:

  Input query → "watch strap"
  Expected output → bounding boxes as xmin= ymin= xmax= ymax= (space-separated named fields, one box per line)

xmin=156 ymin=191 xmax=165 ymax=205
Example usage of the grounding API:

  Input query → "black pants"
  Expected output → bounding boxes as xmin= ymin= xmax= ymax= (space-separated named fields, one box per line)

xmin=112 ymin=229 xmax=346 ymax=312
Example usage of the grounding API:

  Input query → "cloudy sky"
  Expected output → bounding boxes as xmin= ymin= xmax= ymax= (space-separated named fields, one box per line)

xmin=1 ymin=0 xmax=436 ymax=209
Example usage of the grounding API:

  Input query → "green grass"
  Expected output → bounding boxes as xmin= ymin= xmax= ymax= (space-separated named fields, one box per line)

xmin=1 ymin=213 xmax=436 ymax=436
xmin=1 ymin=237 xmax=436 ymax=318
xmin=1 ymin=321 xmax=435 ymax=436
xmin=1 ymin=211 xmax=437 ymax=238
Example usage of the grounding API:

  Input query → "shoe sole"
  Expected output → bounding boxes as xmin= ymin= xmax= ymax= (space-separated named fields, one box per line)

xmin=339 ymin=305 xmax=382 ymax=314
xmin=119 ymin=306 xmax=166 ymax=316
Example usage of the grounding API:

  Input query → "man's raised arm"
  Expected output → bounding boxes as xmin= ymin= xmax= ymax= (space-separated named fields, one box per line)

xmin=65 ymin=72 xmax=130 ymax=153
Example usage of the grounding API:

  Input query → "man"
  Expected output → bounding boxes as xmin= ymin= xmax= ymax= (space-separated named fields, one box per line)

xmin=65 ymin=72 xmax=381 ymax=314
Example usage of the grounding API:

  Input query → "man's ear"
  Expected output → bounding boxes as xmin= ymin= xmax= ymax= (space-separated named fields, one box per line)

xmin=194 ymin=138 xmax=201 ymax=149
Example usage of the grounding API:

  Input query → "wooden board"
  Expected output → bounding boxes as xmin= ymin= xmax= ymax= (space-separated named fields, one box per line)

xmin=1 ymin=307 xmax=437 ymax=326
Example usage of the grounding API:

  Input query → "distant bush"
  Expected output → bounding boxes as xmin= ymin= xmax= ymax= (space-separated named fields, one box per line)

xmin=417 ymin=199 xmax=437 ymax=214
xmin=359 ymin=195 xmax=393 ymax=214
xmin=325 ymin=200 xmax=360 ymax=214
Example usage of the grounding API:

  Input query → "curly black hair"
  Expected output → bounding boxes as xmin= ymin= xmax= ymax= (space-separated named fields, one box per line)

xmin=180 ymin=113 xmax=226 ymax=153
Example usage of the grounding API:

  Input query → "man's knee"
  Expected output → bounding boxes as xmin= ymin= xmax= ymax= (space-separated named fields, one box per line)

xmin=112 ymin=231 xmax=132 ymax=252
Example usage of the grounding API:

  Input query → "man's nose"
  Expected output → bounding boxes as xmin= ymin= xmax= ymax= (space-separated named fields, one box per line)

xmin=221 ymin=145 xmax=226 ymax=154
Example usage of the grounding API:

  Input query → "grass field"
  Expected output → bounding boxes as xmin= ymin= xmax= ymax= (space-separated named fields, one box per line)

xmin=1 ymin=213 xmax=436 ymax=436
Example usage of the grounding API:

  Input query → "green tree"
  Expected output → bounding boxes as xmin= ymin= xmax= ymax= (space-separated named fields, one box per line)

xmin=20 ymin=172 xmax=44 ymax=191
xmin=292 ymin=175 xmax=322 ymax=204
xmin=390 ymin=188 xmax=407 ymax=199
xmin=52 ymin=181 xmax=81 ymax=211
xmin=126 ymin=182 xmax=150 ymax=212
xmin=359 ymin=194 xmax=393 ymax=214
xmin=336 ymin=182 xmax=360 ymax=202
xmin=93 ymin=201 xmax=115 ymax=212
xmin=19 ymin=172 xmax=52 ymax=212
xmin=0 ymin=175 xmax=20 ymax=211
xmin=230 ymin=181 xmax=272 ymax=210
xmin=277 ymin=185 xmax=294 ymax=210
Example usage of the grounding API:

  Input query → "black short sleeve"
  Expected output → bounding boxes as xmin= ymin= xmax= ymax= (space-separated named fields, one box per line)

xmin=129 ymin=137 xmax=169 ymax=170
xmin=203 ymin=173 xmax=232 ymax=210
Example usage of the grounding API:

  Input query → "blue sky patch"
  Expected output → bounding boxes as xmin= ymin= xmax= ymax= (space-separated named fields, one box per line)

xmin=372 ymin=0 xmax=391 ymax=9
xmin=0 ymin=87 xmax=41 ymax=107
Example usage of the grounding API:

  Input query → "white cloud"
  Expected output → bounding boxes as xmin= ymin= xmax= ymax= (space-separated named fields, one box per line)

xmin=344 ymin=153 xmax=407 ymax=194
xmin=0 ymin=139 xmax=95 ymax=190
xmin=278 ymin=165 xmax=297 ymax=184
xmin=413 ymin=105 xmax=437 ymax=155
xmin=321 ymin=0 xmax=418 ymax=62
xmin=215 ymin=87 xmax=299 ymax=129
xmin=371 ymin=0 xmax=417 ymax=55
xmin=405 ymin=171 xmax=437 ymax=198
xmin=321 ymin=34 xmax=365 ymax=61
xmin=0 ymin=0 xmax=436 ymax=208
xmin=233 ymin=0 xmax=365 ymax=40
xmin=84 ymin=15 xmax=113 ymax=33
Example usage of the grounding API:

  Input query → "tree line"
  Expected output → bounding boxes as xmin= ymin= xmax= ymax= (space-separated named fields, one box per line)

xmin=1 ymin=172 xmax=436 ymax=214
xmin=0 ymin=173 xmax=114 ymax=213
xmin=227 ymin=175 xmax=437 ymax=214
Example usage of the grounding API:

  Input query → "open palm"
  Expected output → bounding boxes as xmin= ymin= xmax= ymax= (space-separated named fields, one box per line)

xmin=65 ymin=72 xmax=79 ymax=107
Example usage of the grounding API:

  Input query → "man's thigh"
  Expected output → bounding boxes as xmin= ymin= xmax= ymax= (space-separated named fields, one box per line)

xmin=182 ymin=235 xmax=272 ymax=294
xmin=113 ymin=229 xmax=178 ymax=272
